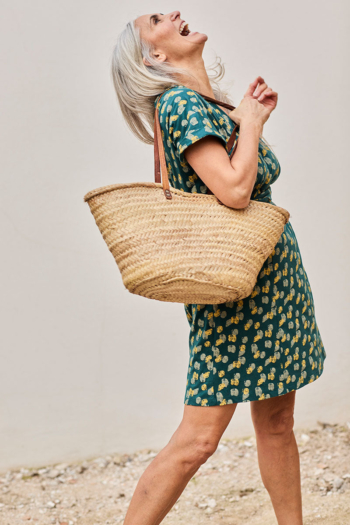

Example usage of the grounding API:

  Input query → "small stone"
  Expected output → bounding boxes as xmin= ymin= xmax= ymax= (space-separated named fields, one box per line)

xmin=207 ymin=498 xmax=217 ymax=508
xmin=113 ymin=455 xmax=123 ymax=465
xmin=75 ymin=465 xmax=86 ymax=475
xmin=94 ymin=458 xmax=109 ymax=469
xmin=47 ymin=469 xmax=60 ymax=479
xmin=46 ymin=501 xmax=56 ymax=508
xmin=56 ymin=463 xmax=69 ymax=471
xmin=333 ymin=477 xmax=344 ymax=490
xmin=323 ymin=472 xmax=335 ymax=483
xmin=301 ymin=434 xmax=310 ymax=443
xmin=338 ymin=481 xmax=349 ymax=494
xmin=23 ymin=470 xmax=39 ymax=479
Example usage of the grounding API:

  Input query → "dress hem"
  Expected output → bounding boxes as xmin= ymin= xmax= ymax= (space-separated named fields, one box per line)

xmin=183 ymin=353 xmax=326 ymax=406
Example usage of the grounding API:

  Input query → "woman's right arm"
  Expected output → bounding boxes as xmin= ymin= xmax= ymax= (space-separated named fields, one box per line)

xmin=185 ymin=117 xmax=264 ymax=209
xmin=184 ymin=80 xmax=277 ymax=209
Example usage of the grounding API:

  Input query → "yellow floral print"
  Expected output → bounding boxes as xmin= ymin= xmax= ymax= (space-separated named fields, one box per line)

xmin=153 ymin=85 xmax=327 ymax=405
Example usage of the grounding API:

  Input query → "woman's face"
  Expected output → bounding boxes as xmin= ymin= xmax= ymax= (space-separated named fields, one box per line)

xmin=134 ymin=11 xmax=208 ymax=65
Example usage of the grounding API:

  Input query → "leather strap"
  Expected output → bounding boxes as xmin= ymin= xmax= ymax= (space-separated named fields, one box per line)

xmin=154 ymin=90 xmax=239 ymax=200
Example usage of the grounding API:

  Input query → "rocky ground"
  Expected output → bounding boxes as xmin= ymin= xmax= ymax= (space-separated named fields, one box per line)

xmin=0 ymin=421 xmax=349 ymax=525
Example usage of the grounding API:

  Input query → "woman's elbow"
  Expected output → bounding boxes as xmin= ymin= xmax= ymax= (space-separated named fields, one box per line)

xmin=226 ymin=187 xmax=251 ymax=209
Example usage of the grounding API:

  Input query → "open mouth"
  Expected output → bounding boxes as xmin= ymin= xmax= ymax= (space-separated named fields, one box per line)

xmin=179 ymin=21 xmax=191 ymax=37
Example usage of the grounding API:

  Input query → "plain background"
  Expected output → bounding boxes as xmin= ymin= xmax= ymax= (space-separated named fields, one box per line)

xmin=0 ymin=0 xmax=349 ymax=472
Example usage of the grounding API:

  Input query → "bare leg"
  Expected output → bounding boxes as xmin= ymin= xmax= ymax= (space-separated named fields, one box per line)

xmin=250 ymin=390 xmax=303 ymax=525
xmin=123 ymin=402 xmax=238 ymax=525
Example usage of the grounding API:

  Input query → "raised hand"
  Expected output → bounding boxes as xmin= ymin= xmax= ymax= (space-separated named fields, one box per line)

xmin=245 ymin=76 xmax=278 ymax=113
xmin=228 ymin=76 xmax=278 ymax=127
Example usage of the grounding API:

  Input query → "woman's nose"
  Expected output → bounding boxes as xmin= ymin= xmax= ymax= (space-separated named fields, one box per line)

xmin=169 ymin=11 xmax=180 ymax=21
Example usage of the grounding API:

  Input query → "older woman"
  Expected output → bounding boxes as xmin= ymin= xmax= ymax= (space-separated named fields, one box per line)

xmin=111 ymin=10 xmax=326 ymax=525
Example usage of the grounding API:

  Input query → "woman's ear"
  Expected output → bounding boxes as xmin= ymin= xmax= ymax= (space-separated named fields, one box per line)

xmin=143 ymin=53 xmax=167 ymax=67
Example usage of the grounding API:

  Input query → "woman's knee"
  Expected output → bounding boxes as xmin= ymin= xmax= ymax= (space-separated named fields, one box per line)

xmin=170 ymin=428 xmax=219 ymax=466
xmin=190 ymin=435 xmax=219 ymax=463
xmin=251 ymin=392 xmax=296 ymax=438
xmin=263 ymin=407 xmax=295 ymax=436
xmin=169 ymin=404 xmax=236 ymax=466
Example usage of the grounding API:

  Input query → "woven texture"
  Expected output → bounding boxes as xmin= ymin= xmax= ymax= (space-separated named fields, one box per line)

xmin=84 ymin=182 xmax=290 ymax=304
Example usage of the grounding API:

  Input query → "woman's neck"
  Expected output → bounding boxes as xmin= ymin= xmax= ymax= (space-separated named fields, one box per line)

xmin=175 ymin=57 xmax=215 ymax=98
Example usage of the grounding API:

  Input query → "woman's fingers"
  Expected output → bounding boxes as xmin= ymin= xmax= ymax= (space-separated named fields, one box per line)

xmin=258 ymin=88 xmax=277 ymax=102
xmin=245 ymin=77 xmax=278 ymax=112
xmin=257 ymin=87 xmax=273 ymax=101
xmin=256 ymin=88 xmax=278 ymax=111
xmin=252 ymin=82 xmax=268 ymax=99
xmin=245 ymin=76 xmax=265 ymax=97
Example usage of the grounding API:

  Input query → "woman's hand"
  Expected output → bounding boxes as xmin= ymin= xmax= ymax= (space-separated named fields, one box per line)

xmin=248 ymin=75 xmax=278 ymax=112
xmin=228 ymin=76 xmax=278 ymax=127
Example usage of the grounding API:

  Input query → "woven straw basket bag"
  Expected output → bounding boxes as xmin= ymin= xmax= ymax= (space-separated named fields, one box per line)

xmin=83 ymin=91 xmax=290 ymax=304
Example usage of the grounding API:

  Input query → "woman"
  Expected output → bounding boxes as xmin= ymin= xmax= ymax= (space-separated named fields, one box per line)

xmin=111 ymin=10 xmax=326 ymax=525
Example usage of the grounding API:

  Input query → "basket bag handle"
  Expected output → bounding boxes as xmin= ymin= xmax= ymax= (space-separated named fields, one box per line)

xmin=154 ymin=91 xmax=239 ymax=201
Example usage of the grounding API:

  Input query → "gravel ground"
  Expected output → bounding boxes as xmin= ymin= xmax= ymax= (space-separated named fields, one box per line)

xmin=0 ymin=421 xmax=349 ymax=525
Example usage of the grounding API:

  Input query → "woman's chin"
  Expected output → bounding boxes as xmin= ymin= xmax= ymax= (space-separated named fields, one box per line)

xmin=185 ymin=31 xmax=208 ymax=43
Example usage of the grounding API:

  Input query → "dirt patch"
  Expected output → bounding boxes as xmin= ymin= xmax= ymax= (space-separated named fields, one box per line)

xmin=0 ymin=421 xmax=349 ymax=524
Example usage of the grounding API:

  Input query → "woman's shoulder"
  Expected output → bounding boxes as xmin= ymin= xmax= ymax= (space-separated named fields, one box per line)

xmin=155 ymin=86 xmax=231 ymax=130
xmin=154 ymin=85 xmax=204 ymax=111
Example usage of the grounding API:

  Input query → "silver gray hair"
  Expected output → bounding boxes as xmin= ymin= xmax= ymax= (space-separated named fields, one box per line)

xmin=110 ymin=19 xmax=233 ymax=145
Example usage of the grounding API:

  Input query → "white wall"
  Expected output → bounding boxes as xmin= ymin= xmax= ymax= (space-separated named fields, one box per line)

xmin=0 ymin=0 xmax=349 ymax=472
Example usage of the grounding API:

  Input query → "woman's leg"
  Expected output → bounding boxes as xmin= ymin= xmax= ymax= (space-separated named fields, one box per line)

xmin=250 ymin=390 xmax=303 ymax=525
xmin=123 ymin=402 xmax=238 ymax=525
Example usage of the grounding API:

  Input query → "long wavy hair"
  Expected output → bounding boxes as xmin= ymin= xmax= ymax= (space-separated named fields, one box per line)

xmin=110 ymin=18 xmax=273 ymax=151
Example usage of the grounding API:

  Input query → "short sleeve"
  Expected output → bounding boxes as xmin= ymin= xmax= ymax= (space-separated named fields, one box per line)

xmin=157 ymin=88 xmax=229 ymax=163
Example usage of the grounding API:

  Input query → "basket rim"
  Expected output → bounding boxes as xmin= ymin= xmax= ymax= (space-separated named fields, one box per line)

xmin=83 ymin=182 xmax=290 ymax=222
xmin=84 ymin=182 xmax=223 ymax=202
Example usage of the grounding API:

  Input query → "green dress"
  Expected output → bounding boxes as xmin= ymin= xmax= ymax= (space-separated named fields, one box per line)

xmin=154 ymin=85 xmax=327 ymax=406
